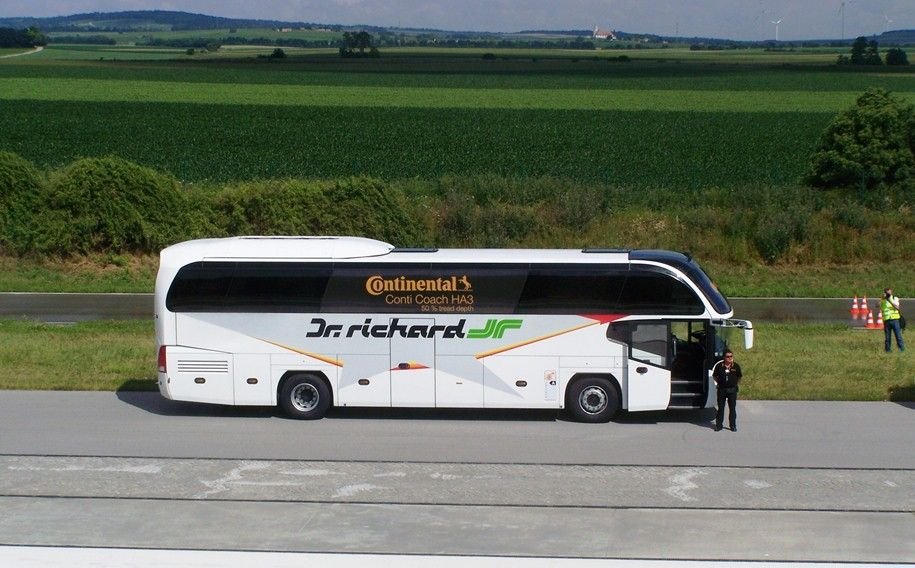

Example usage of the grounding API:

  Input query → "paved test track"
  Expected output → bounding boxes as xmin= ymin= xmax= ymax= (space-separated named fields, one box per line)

xmin=0 ymin=392 xmax=912 ymax=563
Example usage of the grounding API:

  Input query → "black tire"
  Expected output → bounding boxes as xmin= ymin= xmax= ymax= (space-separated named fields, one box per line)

xmin=279 ymin=374 xmax=331 ymax=420
xmin=567 ymin=377 xmax=619 ymax=423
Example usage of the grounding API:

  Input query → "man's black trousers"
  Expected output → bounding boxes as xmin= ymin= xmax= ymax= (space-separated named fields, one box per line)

xmin=716 ymin=389 xmax=737 ymax=429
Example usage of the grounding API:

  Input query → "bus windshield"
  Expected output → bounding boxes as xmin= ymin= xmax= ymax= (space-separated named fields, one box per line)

xmin=629 ymin=250 xmax=731 ymax=315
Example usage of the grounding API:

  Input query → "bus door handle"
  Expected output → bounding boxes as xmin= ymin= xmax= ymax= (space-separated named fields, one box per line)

xmin=636 ymin=367 xmax=648 ymax=375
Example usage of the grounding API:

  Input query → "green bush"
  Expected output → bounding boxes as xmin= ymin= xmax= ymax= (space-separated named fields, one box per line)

xmin=208 ymin=179 xmax=323 ymax=235
xmin=38 ymin=156 xmax=190 ymax=254
xmin=0 ymin=151 xmax=46 ymax=255
xmin=753 ymin=215 xmax=793 ymax=263
xmin=752 ymin=204 xmax=811 ymax=263
xmin=431 ymin=174 xmax=605 ymax=230
xmin=208 ymin=176 xmax=425 ymax=246
xmin=436 ymin=188 xmax=543 ymax=248
xmin=833 ymin=203 xmax=872 ymax=230
xmin=885 ymin=48 xmax=909 ymax=66
xmin=323 ymin=177 xmax=425 ymax=244
xmin=806 ymin=88 xmax=915 ymax=190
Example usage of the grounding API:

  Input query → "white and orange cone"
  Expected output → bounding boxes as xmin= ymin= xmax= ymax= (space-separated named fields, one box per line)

xmin=865 ymin=310 xmax=876 ymax=329
xmin=876 ymin=311 xmax=884 ymax=329
xmin=850 ymin=295 xmax=860 ymax=315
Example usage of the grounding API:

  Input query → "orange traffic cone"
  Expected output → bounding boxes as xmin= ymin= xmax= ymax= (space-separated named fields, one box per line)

xmin=865 ymin=311 xmax=876 ymax=329
xmin=860 ymin=297 xmax=869 ymax=319
xmin=876 ymin=310 xmax=884 ymax=329
xmin=850 ymin=295 xmax=860 ymax=315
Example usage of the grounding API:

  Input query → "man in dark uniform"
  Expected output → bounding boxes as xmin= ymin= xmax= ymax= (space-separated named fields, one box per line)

xmin=712 ymin=350 xmax=742 ymax=432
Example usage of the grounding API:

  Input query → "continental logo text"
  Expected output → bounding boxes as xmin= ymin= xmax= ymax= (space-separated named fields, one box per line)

xmin=365 ymin=275 xmax=472 ymax=296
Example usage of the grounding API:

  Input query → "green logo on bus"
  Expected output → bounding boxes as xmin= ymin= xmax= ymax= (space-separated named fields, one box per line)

xmin=467 ymin=318 xmax=523 ymax=339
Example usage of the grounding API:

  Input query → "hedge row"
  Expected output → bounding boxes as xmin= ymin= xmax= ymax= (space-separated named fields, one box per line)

xmin=0 ymin=152 xmax=423 ymax=256
xmin=1 ymin=152 xmax=912 ymax=265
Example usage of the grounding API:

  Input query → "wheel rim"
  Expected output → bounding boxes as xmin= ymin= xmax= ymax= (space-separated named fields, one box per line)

xmin=291 ymin=383 xmax=319 ymax=413
xmin=579 ymin=385 xmax=608 ymax=415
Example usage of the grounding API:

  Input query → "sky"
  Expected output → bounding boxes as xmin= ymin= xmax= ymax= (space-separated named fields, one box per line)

xmin=2 ymin=1 xmax=914 ymax=41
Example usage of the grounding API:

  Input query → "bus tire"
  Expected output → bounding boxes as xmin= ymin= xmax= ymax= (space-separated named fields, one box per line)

xmin=279 ymin=374 xmax=330 ymax=420
xmin=567 ymin=376 xmax=619 ymax=423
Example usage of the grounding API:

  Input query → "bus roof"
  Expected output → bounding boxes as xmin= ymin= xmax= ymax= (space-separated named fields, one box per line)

xmin=160 ymin=236 xmax=395 ymax=263
xmin=161 ymin=236 xmax=639 ymax=264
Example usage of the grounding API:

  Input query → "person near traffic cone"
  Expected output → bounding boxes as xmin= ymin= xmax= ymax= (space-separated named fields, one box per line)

xmin=881 ymin=287 xmax=905 ymax=353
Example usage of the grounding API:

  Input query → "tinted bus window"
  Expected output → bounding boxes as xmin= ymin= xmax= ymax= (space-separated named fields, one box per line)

xmin=517 ymin=265 xmax=627 ymax=313
xmin=224 ymin=263 xmax=331 ymax=312
xmin=630 ymin=250 xmax=730 ymax=314
xmin=166 ymin=262 xmax=331 ymax=312
xmin=166 ymin=262 xmax=234 ymax=311
xmin=321 ymin=263 xmax=527 ymax=314
xmin=607 ymin=321 xmax=670 ymax=368
xmin=617 ymin=267 xmax=704 ymax=315
xmin=167 ymin=261 xmax=706 ymax=315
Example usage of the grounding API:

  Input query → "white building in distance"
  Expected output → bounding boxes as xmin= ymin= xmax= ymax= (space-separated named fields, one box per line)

xmin=593 ymin=26 xmax=617 ymax=40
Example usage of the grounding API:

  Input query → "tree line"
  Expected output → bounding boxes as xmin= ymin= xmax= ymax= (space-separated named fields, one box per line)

xmin=837 ymin=36 xmax=909 ymax=66
xmin=57 ymin=30 xmax=599 ymax=52
xmin=0 ymin=27 xmax=46 ymax=48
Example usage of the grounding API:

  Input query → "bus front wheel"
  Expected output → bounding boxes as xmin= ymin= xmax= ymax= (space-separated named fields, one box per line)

xmin=568 ymin=377 xmax=619 ymax=423
xmin=280 ymin=374 xmax=330 ymax=420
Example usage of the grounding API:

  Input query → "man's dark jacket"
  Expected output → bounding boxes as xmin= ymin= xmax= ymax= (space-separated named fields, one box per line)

xmin=712 ymin=360 xmax=742 ymax=393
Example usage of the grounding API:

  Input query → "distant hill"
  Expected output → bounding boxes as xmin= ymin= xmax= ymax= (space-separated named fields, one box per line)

xmin=0 ymin=10 xmax=336 ymax=32
xmin=517 ymin=30 xmax=592 ymax=37
xmin=880 ymin=29 xmax=915 ymax=45
xmin=2 ymin=10 xmax=913 ymax=45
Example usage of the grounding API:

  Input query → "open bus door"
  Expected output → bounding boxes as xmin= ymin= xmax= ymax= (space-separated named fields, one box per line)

xmin=667 ymin=319 xmax=753 ymax=409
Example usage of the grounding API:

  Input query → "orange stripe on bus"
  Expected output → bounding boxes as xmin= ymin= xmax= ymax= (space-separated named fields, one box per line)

xmin=258 ymin=339 xmax=343 ymax=367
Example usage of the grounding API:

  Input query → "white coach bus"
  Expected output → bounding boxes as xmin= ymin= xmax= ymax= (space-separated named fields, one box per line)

xmin=155 ymin=237 xmax=753 ymax=422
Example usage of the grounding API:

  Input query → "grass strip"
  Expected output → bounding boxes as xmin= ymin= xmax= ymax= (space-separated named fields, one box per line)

xmin=3 ymin=77 xmax=899 ymax=112
xmin=0 ymin=320 xmax=910 ymax=401
xmin=0 ymin=319 xmax=155 ymax=391
xmin=732 ymin=323 xmax=912 ymax=401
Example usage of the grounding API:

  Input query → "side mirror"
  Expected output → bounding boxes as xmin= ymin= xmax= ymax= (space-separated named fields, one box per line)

xmin=744 ymin=324 xmax=755 ymax=350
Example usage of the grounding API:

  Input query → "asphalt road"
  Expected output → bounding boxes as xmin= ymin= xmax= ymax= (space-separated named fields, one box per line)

xmin=0 ymin=392 xmax=913 ymax=563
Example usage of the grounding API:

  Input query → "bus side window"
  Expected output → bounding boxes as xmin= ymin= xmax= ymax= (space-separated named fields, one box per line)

xmin=630 ymin=323 xmax=668 ymax=368
xmin=607 ymin=322 xmax=630 ymax=344
xmin=607 ymin=322 xmax=669 ymax=368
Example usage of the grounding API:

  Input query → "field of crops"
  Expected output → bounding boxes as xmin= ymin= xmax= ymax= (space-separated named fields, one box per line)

xmin=5 ymin=51 xmax=915 ymax=91
xmin=2 ymin=48 xmax=914 ymax=186
xmin=4 ymin=76 xmax=911 ymax=112
xmin=0 ymin=100 xmax=827 ymax=187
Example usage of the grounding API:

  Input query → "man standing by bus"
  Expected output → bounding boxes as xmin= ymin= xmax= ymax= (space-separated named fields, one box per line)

xmin=712 ymin=350 xmax=742 ymax=432
xmin=881 ymin=287 xmax=904 ymax=353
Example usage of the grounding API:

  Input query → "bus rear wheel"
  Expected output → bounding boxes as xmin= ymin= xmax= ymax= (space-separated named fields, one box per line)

xmin=280 ymin=374 xmax=330 ymax=420
xmin=568 ymin=377 xmax=619 ymax=423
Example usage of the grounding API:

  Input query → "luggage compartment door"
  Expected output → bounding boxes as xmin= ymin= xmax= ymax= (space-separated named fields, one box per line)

xmin=390 ymin=319 xmax=436 ymax=407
